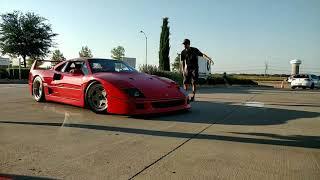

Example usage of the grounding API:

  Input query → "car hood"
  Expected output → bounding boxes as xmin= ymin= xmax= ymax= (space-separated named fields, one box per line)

xmin=94 ymin=72 xmax=185 ymax=99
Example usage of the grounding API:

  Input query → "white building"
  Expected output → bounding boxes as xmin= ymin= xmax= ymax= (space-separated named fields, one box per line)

xmin=122 ymin=57 xmax=136 ymax=69
xmin=0 ymin=57 xmax=10 ymax=68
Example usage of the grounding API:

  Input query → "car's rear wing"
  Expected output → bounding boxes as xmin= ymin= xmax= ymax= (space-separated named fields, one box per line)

xmin=31 ymin=60 xmax=62 ymax=70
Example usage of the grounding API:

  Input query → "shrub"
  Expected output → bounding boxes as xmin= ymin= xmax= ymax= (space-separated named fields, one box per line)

xmin=139 ymin=65 xmax=183 ymax=85
xmin=0 ymin=68 xmax=9 ymax=79
xmin=153 ymin=71 xmax=183 ymax=85
xmin=207 ymin=74 xmax=257 ymax=85
xmin=207 ymin=75 xmax=225 ymax=85
xmin=7 ymin=68 xmax=30 ymax=79
xmin=140 ymin=67 xmax=258 ymax=86
xmin=139 ymin=64 xmax=159 ymax=75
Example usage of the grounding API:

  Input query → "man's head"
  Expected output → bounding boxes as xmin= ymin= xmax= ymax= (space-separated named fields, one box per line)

xmin=183 ymin=39 xmax=190 ymax=49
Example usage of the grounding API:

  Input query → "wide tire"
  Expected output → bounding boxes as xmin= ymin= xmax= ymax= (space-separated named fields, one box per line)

xmin=85 ymin=82 xmax=108 ymax=114
xmin=310 ymin=83 xmax=315 ymax=89
xmin=32 ymin=76 xmax=45 ymax=102
xmin=291 ymin=86 xmax=296 ymax=89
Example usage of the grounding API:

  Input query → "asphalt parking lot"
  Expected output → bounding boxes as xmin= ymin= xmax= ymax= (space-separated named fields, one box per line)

xmin=0 ymin=84 xmax=319 ymax=180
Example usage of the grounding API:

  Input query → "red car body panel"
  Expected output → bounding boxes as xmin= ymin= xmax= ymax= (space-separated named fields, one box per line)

xmin=29 ymin=58 xmax=191 ymax=115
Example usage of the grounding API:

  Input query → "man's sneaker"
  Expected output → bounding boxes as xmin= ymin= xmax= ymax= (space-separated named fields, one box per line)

xmin=190 ymin=96 xmax=195 ymax=102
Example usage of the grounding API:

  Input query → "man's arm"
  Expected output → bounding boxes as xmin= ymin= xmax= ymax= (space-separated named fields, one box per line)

xmin=196 ymin=48 xmax=214 ymax=64
xmin=202 ymin=53 xmax=214 ymax=64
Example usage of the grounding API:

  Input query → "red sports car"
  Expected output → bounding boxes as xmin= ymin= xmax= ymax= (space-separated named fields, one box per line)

xmin=29 ymin=58 xmax=191 ymax=115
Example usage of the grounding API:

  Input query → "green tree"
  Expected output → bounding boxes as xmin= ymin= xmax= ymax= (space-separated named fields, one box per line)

xmin=111 ymin=46 xmax=125 ymax=60
xmin=0 ymin=11 xmax=57 ymax=67
xmin=27 ymin=58 xmax=36 ymax=67
xmin=159 ymin=17 xmax=170 ymax=71
xmin=79 ymin=46 xmax=93 ymax=58
xmin=51 ymin=49 xmax=65 ymax=61
xmin=172 ymin=54 xmax=181 ymax=72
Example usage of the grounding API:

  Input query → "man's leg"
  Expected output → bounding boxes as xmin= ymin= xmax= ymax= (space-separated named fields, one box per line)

xmin=192 ymin=83 xmax=196 ymax=97
xmin=190 ymin=82 xmax=196 ymax=101
xmin=183 ymin=71 xmax=190 ymax=91
xmin=190 ymin=69 xmax=198 ymax=102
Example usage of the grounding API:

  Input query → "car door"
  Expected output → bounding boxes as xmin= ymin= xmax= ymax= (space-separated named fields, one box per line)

xmin=53 ymin=61 xmax=85 ymax=101
xmin=48 ymin=61 xmax=68 ymax=97
xmin=61 ymin=61 xmax=85 ymax=100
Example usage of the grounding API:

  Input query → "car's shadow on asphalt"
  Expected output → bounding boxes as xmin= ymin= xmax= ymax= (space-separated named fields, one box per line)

xmin=0 ymin=119 xmax=319 ymax=149
xmin=1 ymin=99 xmax=320 ymax=149
xmin=135 ymin=100 xmax=320 ymax=126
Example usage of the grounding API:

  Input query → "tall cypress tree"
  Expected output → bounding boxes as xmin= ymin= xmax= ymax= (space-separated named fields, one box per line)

xmin=159 ymin=17 xmax=170 ymax=71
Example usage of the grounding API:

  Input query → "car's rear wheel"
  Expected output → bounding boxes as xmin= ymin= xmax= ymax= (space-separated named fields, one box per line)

xmin=310 ymin=83 xmax=315 ymax=89
xmin=302 ymin=86 xmax=307 ymax=89
xmin=291 ymin=86 xmax=296 ymax=89
xmin=32 ymin=76 xmax=45 ymax=102
xmin=86 ymin=82 xmax=108 ymax=113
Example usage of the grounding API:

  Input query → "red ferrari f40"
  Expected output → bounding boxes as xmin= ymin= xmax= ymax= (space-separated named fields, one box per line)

xmin=29 ymin=58 xmax=191 ymax=115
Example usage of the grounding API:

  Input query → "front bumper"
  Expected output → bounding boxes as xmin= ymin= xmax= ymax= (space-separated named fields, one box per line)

xmin=107 ymin=96 xmax=191 ymax=115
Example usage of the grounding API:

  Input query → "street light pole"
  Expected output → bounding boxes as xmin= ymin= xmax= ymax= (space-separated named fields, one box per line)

xmin=18 ymin=58 xmax=21 ymax=80
xmin=140 ymin=30 xmax=147 ymax=66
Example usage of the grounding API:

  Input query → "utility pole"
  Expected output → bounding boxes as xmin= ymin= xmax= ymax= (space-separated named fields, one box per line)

xmin=264 ymin=60 xmax=268 ymax=77
xmin=18 ymin=58 xmax=21 ymax=80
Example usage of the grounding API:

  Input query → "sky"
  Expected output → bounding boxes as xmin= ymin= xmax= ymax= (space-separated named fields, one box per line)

xmin=1 ymin=0 xmax=319 ymax=74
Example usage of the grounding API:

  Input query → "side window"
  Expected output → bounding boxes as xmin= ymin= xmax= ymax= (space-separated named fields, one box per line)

xmin=64 ymin=62 xmax=75 ymax=73
xmin=115 ymin=63 xmax=129 ymax=72
xmin=82 ymin=63 xmax=89 ymax=75
xmin=63 ymin=61 xmax=84 ymax=73
xmin=55 ymin=62 xmax=67 ymax=72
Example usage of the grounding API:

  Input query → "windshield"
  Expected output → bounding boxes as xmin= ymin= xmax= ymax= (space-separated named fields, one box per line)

xmin=89 ymin=59 xmax=137 ymax=73
xmin=293 ymin=74 xmax=309 ymax=78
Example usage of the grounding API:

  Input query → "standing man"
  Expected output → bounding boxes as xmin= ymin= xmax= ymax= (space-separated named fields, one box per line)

xmin=181 ymin=39 xmax=213 ymax=102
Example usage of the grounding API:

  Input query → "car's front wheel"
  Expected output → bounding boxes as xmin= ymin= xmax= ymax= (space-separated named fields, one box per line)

xmin=32 ymin=76 xmax=45 ymax=102
xmin=85 ymin=82 xmax=108 ymax=113
xmin=291 ymin=86 xmax=296 ymax=89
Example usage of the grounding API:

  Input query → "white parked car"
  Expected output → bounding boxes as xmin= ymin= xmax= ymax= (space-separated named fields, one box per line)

xmin=291 ymin=74 xmax=320 ymax=89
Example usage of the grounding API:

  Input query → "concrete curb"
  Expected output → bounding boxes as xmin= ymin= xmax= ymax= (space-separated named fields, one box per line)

xmin=0 ymin=79 xmax=28 ymax=84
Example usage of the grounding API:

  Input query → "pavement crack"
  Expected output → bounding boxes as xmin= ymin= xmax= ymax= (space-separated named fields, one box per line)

xmin=128 ymin=94 xmax=257 ymax=180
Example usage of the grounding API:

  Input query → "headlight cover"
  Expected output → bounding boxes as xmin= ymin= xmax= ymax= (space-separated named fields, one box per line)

xmin=124 ymin=88 xmax=145 ymax=98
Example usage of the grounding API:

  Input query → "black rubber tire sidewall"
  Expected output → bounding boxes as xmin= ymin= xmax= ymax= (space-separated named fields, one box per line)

xmin=33 ymin=76 xmax=45 ymax=102
xmin=85 ymin=82 xmax=108 ymax=114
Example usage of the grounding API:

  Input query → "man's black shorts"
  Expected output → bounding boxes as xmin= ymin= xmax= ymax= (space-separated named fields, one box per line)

xmin=183 ymin=68 xmax=198 ymax=85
